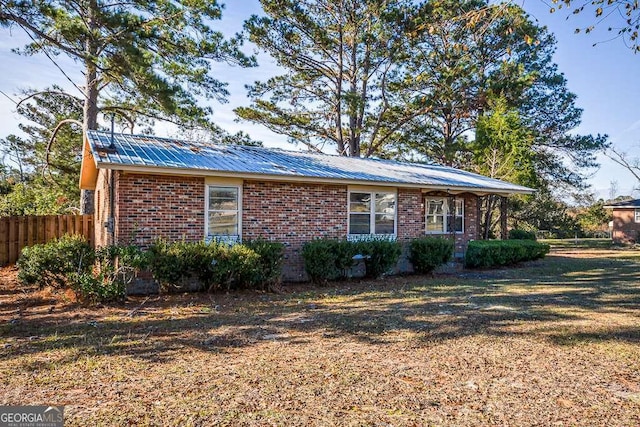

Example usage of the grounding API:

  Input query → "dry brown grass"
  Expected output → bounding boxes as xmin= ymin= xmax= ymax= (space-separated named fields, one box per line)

xmin=1 ymin=246 xmax=640 ymax=426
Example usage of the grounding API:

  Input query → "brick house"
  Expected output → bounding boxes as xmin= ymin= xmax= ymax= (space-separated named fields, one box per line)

xmin=80 ymin=131 xmax=534 ymax=281
xmin=604 ymin=199 xmax=640 ymax=244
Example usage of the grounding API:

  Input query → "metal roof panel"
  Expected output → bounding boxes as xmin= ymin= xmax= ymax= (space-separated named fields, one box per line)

xmin=86 ymin=130 xmax=534 ymax=194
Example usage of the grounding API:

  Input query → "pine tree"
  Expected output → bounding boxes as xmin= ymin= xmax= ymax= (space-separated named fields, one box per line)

xmin=1 ymin=0 xmax=255 ymax=212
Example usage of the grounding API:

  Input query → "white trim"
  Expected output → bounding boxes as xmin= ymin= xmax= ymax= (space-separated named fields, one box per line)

xmin=96 ymin=163 xmax=534 ymax=195
xmin=425 ymin=197 xmax=464 ymax=234
xmin=635 ymin=209 xmax=640 ymax=223
xmin=347 ymin=234 xmax=397 ymax=242
xmin=347 ymin=189 xmax=397 ymax=237
xmin=205 ymin=182 xmax=243 ymax=241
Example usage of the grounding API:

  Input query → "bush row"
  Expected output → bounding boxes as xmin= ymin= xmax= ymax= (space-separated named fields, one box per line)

xmin=302 ymin=236 xmax=454 ymax=283
xmin=148 ymin=238 xmax=283 ymax=292
xmin=16 ymin=235 xmax=284 ymax=302
xmin=464 ymin=240 xmax=550 ymax=268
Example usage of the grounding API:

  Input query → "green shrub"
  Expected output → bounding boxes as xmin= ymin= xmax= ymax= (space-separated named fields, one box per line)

xmin=147 ymin=239 xmax=216 ymax=292
xmin=464 ymin=240 xmax=550 ymax=268
xmin=302 ymin=238 xmax=401 ymax=282
xmin=301 ymin=239 xmax=345 ymax=283
xmin=213 ymin=244 xmax=262 ymax=290
xmin=354 ymin=239 xmax=402 ymax=278
xmin=69 ymin=272 xmax=126 ymax=304
xmin=409 ymin=237 xmax=454 ymax=274
xmin=147 ymin=239 xmax=281 ymax=292
xmin=244 ymin=239 xmax=285 ymax=288
xmin=17 ymin=234 xmax=94 ymax=288
xmin=301 ymin=239 xmax=359 ymax=283
xmin=71 ymin=244 xmax=149 ymax=303
xmin=17 ymin=237 xmax=149 ymax=303
xmin=509 ymin=229 xmax=537 ymax=240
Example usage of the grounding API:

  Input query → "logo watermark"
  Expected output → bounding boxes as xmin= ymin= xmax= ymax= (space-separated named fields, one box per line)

xmin=0 ymin=406 xmax=63 ymax=427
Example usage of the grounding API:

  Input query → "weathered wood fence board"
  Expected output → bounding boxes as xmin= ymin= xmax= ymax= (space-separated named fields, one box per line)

xmin=0 ymin=215 xmax=94 ymax=266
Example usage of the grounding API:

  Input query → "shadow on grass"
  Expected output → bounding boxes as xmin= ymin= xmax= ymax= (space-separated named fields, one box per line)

xmin=1 ymin=254 xmax=640 ymax=364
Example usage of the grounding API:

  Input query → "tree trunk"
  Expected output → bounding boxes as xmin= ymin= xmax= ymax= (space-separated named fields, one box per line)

xmin=80 ymin=1 xmax=99 ymax=215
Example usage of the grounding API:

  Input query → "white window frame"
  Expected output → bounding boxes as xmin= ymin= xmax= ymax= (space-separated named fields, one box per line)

xmin=425 ymin=197 xmax=464 ymax=234
xmin=635 ymin=209 xmax=640 ymax=223
xmin=347 ymin=188 xmax=397 ymax=239
xmin=205 ymin=179 xmax=242 ymax=243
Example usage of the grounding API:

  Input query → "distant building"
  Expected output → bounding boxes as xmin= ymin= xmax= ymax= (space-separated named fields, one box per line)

xmin=604 ymin=199 xmax=640 ymax=244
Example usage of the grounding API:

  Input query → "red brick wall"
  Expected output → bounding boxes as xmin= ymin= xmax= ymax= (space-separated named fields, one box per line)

xmin=242 ymin=180 xmax=347 ymax=281
xmin=459 ymin=194 xmax=478 ymax=254
xmin=96 ymin=172 xmax=483 ymax=282
xmin=114 ymin=173 xmax=205 ymax=247
xmin=397 ymin=189 xmax=424 ymax=241
xmin=612 ymin=208 xmax=640 ymax=243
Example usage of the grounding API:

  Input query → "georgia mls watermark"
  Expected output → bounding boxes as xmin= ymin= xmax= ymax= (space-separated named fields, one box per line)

xmin=0 ymin=406 xmax=64 ymax=427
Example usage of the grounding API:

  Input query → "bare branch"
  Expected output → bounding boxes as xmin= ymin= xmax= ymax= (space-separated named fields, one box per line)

xmin=43 ymin=119 xmax=83 ymax=179
xmin=16 ymin=90 xmax=82 ymax=110
xmin=606 ymin=146 xmax=640 ymax=182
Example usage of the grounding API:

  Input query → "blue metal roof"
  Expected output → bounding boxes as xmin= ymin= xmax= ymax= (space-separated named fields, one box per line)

xmin=85 ymin=130 xmax=534 ymax=194
xmin=604 ymin=198 xmax=640 ymax=208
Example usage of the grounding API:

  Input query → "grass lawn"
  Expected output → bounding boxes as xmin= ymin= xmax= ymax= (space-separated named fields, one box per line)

xmin=1 ymin=245 xmax=640 ymax=426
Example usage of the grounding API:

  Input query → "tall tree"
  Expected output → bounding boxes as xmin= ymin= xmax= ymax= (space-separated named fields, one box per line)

xmin=15 ymin=88 xmax=84 ymax=201
xmin=396 ymin=0 xmax=537 ymax=166
xmin=237 ymin=0 xmax=420 ymax=157
xmin=471 ymin=97 xmax=538 ymax=238
xmin=0 ymin=0 xmax=255 ymax=212
xmin=400 ymin=0 xmax=607 ymax=190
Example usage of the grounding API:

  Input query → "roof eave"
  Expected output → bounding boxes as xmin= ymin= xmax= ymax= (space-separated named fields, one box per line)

xmin=95 ymin=161 xmax=535 ymax=196
xmin=79 ymin=136 xmax=99 ymax=190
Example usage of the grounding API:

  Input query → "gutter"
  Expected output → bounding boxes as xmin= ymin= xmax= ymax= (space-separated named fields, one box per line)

xmin=91 ymin=162 xmax=536 ymax=197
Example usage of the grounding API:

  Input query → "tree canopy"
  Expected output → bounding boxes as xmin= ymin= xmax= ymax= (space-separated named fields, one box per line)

xmin=0 ymin=88 xmax=83 ymax=215
xmin=238 ymin=0 xmax=606 ymax=192
xmin=237 ymin=0 xmax=419 ymax=157
xmin=0 ymin=0 xmax=255 ymax=132
xmin=1 ymin=0 xmax=256 ymax=212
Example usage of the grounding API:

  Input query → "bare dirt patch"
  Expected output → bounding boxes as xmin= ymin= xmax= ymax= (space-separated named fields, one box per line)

xmin=1 ymin=248 xmax=640 ymax=426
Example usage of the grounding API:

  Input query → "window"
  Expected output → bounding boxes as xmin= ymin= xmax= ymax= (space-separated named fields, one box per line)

xmin=206 ymin=186 xmax=240 ymax=239
xmin=425 ymin=197 xmax=463 ymax=233
xmin=348 ymin=191 xmax=396 ymax=236
xmin=635 ymin=209 xmax=640 ymax=223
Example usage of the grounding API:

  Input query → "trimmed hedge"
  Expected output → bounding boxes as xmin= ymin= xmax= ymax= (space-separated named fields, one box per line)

xmin=17 ymin=236 xmax=285 ymax=299
xmin=79 ymin=245 xmax=148 ymax=303
xmin=16 ymin=236 xmax=146 ymax=302
xmin=302 ymin=238 xmax=403 ymax=283
xmin=354 ymin=239 xmax=402 ymax=279
xmin=464 ymin=240 xmax=550 ymax=268
xmin=301 ymin=239 xmax=357 ymax=283
xmin=409 ymin=237 xmax=454 ymax=274
xmin=509 ymin=229 xmax=537 ymax=240
xmin=243 ymin=239 xmax=286 ymax=287
xmin=17 ymin=234 xmax=95 ymax=289
xmin=147 ymin=239 xmax=284 ymax=292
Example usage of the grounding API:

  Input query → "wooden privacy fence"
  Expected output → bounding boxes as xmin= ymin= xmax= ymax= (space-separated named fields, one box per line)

xmin=0 ymin=215 xmax=94 ymax=266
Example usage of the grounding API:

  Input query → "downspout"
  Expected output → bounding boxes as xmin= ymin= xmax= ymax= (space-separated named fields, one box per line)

xmin=109 ymin=169 xmax=115 ymax=245
xmin=107 ymin=116 xmax=116 ymax=244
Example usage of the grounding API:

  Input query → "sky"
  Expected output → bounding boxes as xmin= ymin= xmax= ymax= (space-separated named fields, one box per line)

xmin=0 ymin=0 xmax=639 ymax=200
